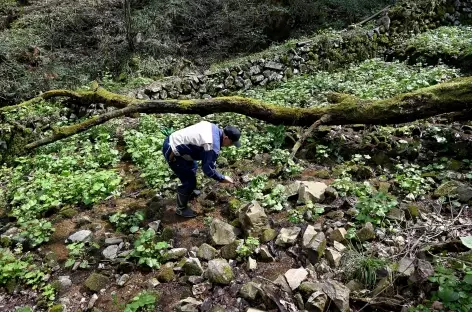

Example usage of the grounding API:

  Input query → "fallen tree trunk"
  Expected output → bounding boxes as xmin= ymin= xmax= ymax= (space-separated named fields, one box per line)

xmin=3 ymin=76 xmax=472 ymax=152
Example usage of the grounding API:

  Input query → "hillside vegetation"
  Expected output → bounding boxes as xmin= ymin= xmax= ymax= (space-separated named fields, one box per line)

xmin=1 ymin=1 xmax=472 ymax=312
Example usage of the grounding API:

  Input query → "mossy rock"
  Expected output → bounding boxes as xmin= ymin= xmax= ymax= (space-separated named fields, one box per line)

xmin=220 ymin=240 xmax=242 ymax=260
xmin=84 ymin=273 xmax=110 ymax=292
xmin=157 ymin=266 xmax=175 ymax=282
xmin=159 ymin=227 xmax=174 ymax=241
xmin=261 ymin=228 xmax=277 ymax=243
xmin=448 ymin=159 xmax=463 ymax=171
xmin=49 ymin=304 xmax=64 ymax=312
xmin=313 ymin=169 xmax=330 ymax=179
xmin=378 ymin=182 xmax=391 ymax=193
xmin=60 ymin=207 xmax=78 ymax=218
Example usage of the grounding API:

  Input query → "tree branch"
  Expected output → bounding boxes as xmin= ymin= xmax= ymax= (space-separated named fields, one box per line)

xmin=2 ymin=76 xmax=470 ymax=152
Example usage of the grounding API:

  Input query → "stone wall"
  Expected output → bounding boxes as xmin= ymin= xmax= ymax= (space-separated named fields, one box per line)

xmin=133 ymin=0 xmax=472 ymax=101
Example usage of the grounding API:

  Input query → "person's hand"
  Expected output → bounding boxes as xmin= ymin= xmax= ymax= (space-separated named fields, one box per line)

xmin=222 ymin=175 xmax=234 ymax=184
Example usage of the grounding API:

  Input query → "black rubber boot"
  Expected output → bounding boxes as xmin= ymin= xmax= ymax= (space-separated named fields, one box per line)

xmin=176 ymin=192 xmax=197 ymax=218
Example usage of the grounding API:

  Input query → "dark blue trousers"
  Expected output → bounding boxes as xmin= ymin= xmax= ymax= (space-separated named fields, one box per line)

xmin=162 ymin=137 xmax=198 ymax=195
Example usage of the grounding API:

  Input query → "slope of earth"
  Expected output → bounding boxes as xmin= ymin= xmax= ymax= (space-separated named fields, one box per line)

xmin=2 ymin=27 xmax=472 ymax=312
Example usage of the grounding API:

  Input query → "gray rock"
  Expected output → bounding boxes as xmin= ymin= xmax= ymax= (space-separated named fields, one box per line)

xmin=104 ymin=238 xmax=123 ymax=246
xmin=239 ymin=201 xmax=270 ymax=237
xmin=284 ymin=267 xmax=308 ymax=290
xmin=410 ymin=259 xmax=434 ymax=283
xmin=102 ymin=245 xmax=119 ymax=260
xmin=387 ymin=208 xmax=405 ymax=221
xmin=183 ymin=258 xmax=204 ymax=276
xmin=285 ymin=181 xmax=301 ymax=197
xmin=325 ymin=247 xmax=342 ymax=268
xmin=247 ymin=256 xmax=257 ymax=271
xmin=207 ymin=259 xmax=234 ymax=285
xmin=57 ymin=276 xmax=72 ymax=291
xmin=434 ymin=181 xmax=472 ymax=202
xmin=173 ymin=297 xmax=202 ymax=312
xmin=210 ymin=219 xmax=238 ymax=246
xmin=333 ymin=241 xmax=347 ymax=253
xmin=346 ymin=280 xmax=364 ymax=291
xmin=275 ymin=227 xmax=301 ymax=246
xmin=188 ymin=276 xmax=204 ymax=284
xmin=274 ymin=274 xmax=292 ymax=294
xmin=239 ymin=281 xmax=262 ymax=300
xmin=249 ymin=65 xmax=261 ymax=75
xmin=117 ymin=274 xmax=130 ymax=286
xmin=298 ymin=181 xmax=328 ymax=204
xmin=306 ymin=232 xmax=327 ymax=258
xmin=148 ymin=220 xmax=161 ymax=231
xmin=192 ymin=282 xmax=212 ymax=297
xmin=84 ymin=273 xmax=109 ymax=292
xmin=220 ymin=240 xmax=242 ymax=260
xmin=306 ymin=291 xmax=328 ymax=312
xmin=258 ymin=245 xmax=275 ymax=262
xmin=197 ymin=243 xmax=217 ymax=261
xmin=67 ymin=230 xmax=92 ymax=243
xmin=166 ymin=248 xmax=188 ymax=260
xmin=321 ymin=280 xmax=350 ymax=312
xmin=397 ymin=257 xmax=415 ymax=276
xmin=264 ymin=61 xmax=284 ymax=71
xmin=329 ymin=228 xmax=346 ymax=243
xmin=88 ymin=293 xmax=98 ymax=310
xmin=302 ymin=225 xmax=317 ymax=248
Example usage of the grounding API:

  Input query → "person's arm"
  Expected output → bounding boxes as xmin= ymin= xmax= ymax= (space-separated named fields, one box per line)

xmin=201 ymin=149 xmax=229 ymax=182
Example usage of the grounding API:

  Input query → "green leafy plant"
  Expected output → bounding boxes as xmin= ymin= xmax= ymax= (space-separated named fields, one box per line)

xmin=353 ymin=256 xmax=389 ymax=289
xmin=236 ymin=237 xmax=260 ymax=258
xmin=109 ymin=211 xmax=145 ymax=234
xmin=65 ymin=242 xmax=99 ymax=269
xmin=261 ymin=184 xmax=287 ymax=211
xmin=129 ymin=229 xmax=169 ymax=268
xmin=270 ymin=149 xmax=303 ymax=177
xmin=13 ymin=219 xmax=55 ymax=248
xmin=124 ymin=291 xmax=158 ymax=312
xmin=394 ymin=163 xmax=435 ymax=200
xmin=355 ymin=192 xmax=398 ymax=226
xmin=331 ymin=176 xmax=373 ymax=197
xmin=288 ymin=200 xmax=325 ymax=224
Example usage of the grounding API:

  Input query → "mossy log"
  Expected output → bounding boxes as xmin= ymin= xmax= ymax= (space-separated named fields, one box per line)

xmin=4 ymin=76 xmax=472 ymax=151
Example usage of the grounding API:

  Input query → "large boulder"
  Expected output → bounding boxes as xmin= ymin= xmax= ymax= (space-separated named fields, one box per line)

xmin=298 ymin=181 xmax=328 ymax=204
xmin=207 ymin=259 xmax=234 ymax=285
xmin=239 ymin=201 xmax=270 ymax=238
xmin=210 ymin=219 xmax=238 ymax=246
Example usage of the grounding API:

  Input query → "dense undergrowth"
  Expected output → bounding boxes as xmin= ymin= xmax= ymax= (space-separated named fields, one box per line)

xmin=1 ymin=23 xmax=472 ymax=311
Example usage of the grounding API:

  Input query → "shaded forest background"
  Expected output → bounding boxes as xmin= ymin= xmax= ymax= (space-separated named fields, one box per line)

xmin=0 ymin=0 xmax=391 ymax=105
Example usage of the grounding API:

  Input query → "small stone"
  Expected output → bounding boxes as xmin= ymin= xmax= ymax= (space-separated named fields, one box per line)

xmin=247 ymin=257 xmax=257 ymax=271
xmin=275 ymin=227 xmax=301 ymax=246
xmin=329 ymin=228 xmax=346 ymax=243
xmin=220 ymin=240 xmax=242 ymax=260
xmin=325 ymin=211 xmax=344 ymax=220
xmin=274 ymin=274 xmax=292 ymax=293
xmin=394 ymin=236 xmax=406 ymax=247
xmin=333 ymin=241 xmax=347 ymax=253
xmin=88 ymin=294 xmax=98 ymax=310
xmin=397 ymin=257 xmax=415 ymax=276
xmin=302 ymin=225 xmax=317 ymax=248
xmin=258 ymin=245 xmax=275 ymax=262
xmin=104 ymin=238 xmax=123 ymax=246
xmin=387 ymin=208 xmax=405 ymax=221
xmin=321 ymin=280 xmax=350 ymax=312
xmin=239 ymin=201 xmax=270 ymax=237
xmin=183 ymin=258 xmax=204 ymax=276
xmin=239 ymin=281 xmax=262 ymax=300
xmin=57 ymin=276 xmax=72 ymax=291
xmin=197 ymin=243 xmax=217 ymax=261
xmin=192 ymin=282 xmax=212 ymax=297
xmin=326 ymin=247 xmax=342 ymax=268
xmin=356 ymin=222 xmax=376 ymax=242
xmin=148 ymin=220 xmax=161 ymax=231
xmin=307 ymin=232 xmax=327 ymax=258
xmin=102 ymin=245 xmax=119 ymax=260
xmin=165 ymin=248 xmax=187 ymax=260
xmin=284 ymin=267 xmax=308 ymax=290
xmin=67 ymin=230 xmax=92 ymax=243
xmin=306 ymin=291 xmax=328 ymax=312
xmin=207 ymin=259 xmax=234 ymax=285
xmin=188 ymin=276 xmax=204 ymax=284
xmin=173 ymin=297 xmax=202 ymax=312
xmin=116 ymin=274 xmax=130 ymax=286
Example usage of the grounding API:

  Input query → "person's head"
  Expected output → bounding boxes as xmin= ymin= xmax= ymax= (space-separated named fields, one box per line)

xmin=222 ymin=125 xmax=241 ymax=148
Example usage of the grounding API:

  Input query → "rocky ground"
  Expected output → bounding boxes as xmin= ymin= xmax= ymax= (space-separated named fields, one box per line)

xmin=2 ymin=116 xmax=472 ymax=312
